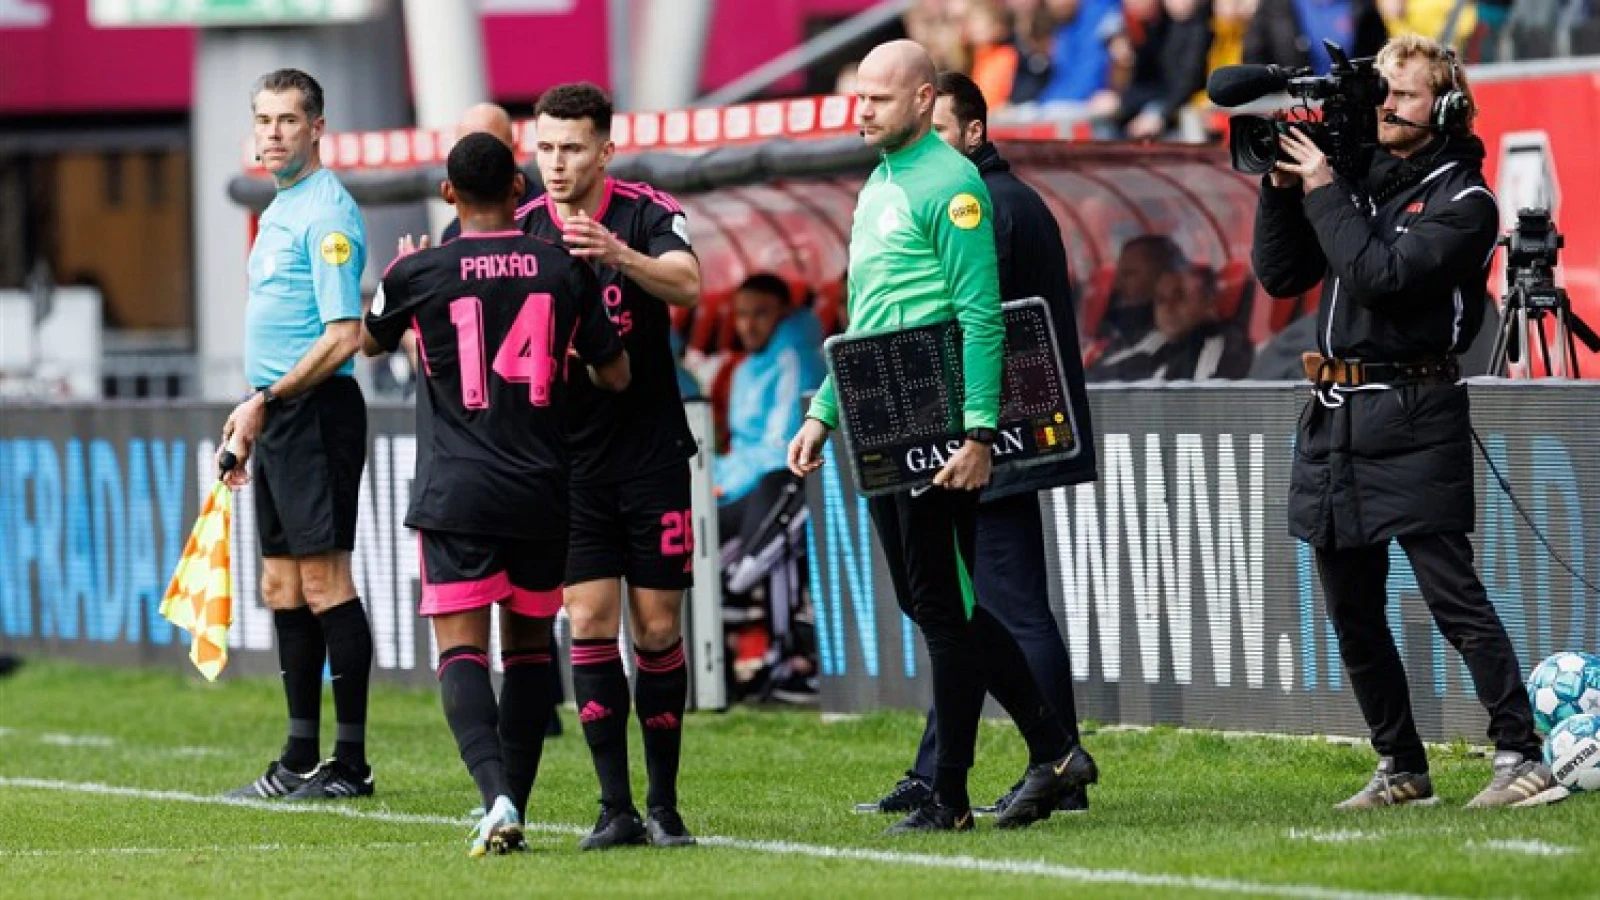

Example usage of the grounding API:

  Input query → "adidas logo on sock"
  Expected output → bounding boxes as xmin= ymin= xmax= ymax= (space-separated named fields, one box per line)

xmin=579 ymin=701 xmax=613 ymax=723
xmin=643 ymin=713 xmax=680 ymax=730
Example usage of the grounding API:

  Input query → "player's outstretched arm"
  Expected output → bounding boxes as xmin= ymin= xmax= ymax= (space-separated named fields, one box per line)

xmin=588 ymin=349 xmax=632 ymax=392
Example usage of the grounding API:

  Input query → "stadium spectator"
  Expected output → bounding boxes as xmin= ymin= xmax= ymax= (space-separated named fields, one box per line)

xmin=1379 ymin=0 xmax=1479 ymax=49
xmin=1111 ymin=0 xmax=1215 ymax=138
xmin=1090 ymin=260 xmax=1254 ymax=380
xmin=1007 ymin=0 xmax=1062 ymax=103
xmin=1038 ymin=0 xmax=1124 ymax=107
xmin=1090 ymin=234 xmax=1182 ymax=355
xmin=715 ymin=275 xmax=825 ymax=514
xmin=1206 ymin=0 xmax=1259 ymax=74
xmin=715 ymin=275 xmax=825 ymax=706
xmin=965 ymin=1 xmax=1020 ymax=108
xmin=1244 ymin=0 xmax=1387 ymax=73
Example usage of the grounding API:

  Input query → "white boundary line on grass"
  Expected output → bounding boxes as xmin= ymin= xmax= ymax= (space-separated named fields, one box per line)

xmin=0 ymin=776 xmax=1468 ymax=900
xmin=0 ymin=841 xmax=459 ymax=858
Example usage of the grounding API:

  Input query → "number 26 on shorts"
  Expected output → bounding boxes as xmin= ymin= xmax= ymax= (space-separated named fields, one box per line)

xmin=660 ymin=509 xmax=695 ymax=557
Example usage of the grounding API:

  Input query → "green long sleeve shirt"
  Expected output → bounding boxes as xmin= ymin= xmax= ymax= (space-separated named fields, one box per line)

xmin=807 ymin=129 xmax=1004 ymax=432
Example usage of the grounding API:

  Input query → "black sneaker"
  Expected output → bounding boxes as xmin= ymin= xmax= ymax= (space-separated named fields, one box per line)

xmin=885 ymin=802 xmax=974 ymax=835
xmin=226 ymin=760 xmax=319 ymax=800
xmin=995 ymin=746 xmax=1098 ymax=830
xmin=283 ymin=759 xmax=374 ymax=801
xmin=578 ymin=803 xmax=649 ymax=851
xmin=977 ymin=780 xmax=1089 ymax=817
xmin=645 ymin=806 xmax=697 ymax=847
xmin=853 ymin=772 xmax=933 ymax=814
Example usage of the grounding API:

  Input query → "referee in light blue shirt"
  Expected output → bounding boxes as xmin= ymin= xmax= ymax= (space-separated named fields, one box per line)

xmin=219 ymin=69 xmax=375 ymax=803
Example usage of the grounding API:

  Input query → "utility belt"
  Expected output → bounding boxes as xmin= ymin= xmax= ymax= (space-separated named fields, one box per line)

xmin=1301 ymin=353 xmax=1460 ymax=387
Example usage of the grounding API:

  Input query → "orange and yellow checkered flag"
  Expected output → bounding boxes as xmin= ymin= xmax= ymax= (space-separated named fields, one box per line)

xmin=160 ymin=481 xmax=233 ymax=681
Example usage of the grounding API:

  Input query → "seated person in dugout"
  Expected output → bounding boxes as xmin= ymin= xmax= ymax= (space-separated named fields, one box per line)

xmin=1088 ymin=258 xmax=1254 ymax=381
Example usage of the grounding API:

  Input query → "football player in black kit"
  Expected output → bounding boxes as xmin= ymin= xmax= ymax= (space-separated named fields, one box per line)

xmin=520 ymin=82 xmax=703 ymax=849
xmin=363 ymin=133 xmax=631 ymax=857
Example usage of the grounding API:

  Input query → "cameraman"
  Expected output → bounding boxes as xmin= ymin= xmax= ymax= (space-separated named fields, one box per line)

xmin=1253 ymin=35 xmax=1550 ymax=809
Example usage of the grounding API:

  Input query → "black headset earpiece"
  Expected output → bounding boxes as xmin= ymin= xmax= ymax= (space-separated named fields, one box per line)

xmin=1432 ymin=50 xmax=1470 ymax=129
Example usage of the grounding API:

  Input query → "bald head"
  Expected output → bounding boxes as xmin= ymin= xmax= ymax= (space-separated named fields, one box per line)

xmin=853 ymin=40 xmax=938 ymax=152
xmin=859 ymin=39 xmax=937 ymax=92
xmin=456 ymin=102 xmax=514 ymax=148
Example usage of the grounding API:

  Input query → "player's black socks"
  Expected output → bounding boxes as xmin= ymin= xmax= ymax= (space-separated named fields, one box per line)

xmin=319 ymin=599 xmax=373 ymax=771
xmin=572 ymin=638 xmax=633 ymax=808
xmin=499 ymin=649 xmax=558 ymax=816
xmin=438 ymin=646 xmax=511 ymax=807
xmin=273 ymin=606 xmax=325 ymax=772
xmin=634 ymin=639 xmax=688 ymax=810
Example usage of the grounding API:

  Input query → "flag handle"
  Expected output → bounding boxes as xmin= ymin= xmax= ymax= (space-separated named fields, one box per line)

xmin=218 ymin=436 xmax=242 ymax=480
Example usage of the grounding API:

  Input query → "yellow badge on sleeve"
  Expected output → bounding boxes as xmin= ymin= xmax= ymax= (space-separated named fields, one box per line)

xmin=320 ymin=231 xmax=353 ymax=266
xmin=947 ymin=193 xmax=982 ymax=230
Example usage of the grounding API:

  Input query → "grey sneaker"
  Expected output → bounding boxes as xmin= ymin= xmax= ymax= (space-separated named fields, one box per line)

xmin=1335 ymin=757 xmax=1439 ymax=809
xmin=1467 ymin=751 xmax=1555 ymax=808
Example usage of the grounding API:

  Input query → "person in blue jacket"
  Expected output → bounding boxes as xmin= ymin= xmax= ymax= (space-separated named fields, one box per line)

xmin=715 ymin=274 xmax=825 ymax=520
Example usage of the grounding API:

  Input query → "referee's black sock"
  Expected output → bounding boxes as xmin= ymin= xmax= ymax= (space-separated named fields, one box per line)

xmin=499 ymin=648 xmax=557 ymax=817
xmin=571 ymin=638 xmax=633 ymax=809
xmin=273 ymin=606 xmax=325 ymax=773
xmin=634 ymin=639 xmax=688 ymax=810
xmin=438 ymin=646 xmax=511 ymax=808
xmin=971 ymin=607 xmax=1071 ymax=764
xmin=319 ymin=599 xmax=373 ymax=772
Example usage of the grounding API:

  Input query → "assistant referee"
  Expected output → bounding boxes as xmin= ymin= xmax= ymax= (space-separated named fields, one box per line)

xmin=220 ymin=69 xmax=376 ymax=802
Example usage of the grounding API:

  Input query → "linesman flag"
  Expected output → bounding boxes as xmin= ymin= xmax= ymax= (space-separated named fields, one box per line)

xmin=160 ymin=480 xmax=233 ymax=681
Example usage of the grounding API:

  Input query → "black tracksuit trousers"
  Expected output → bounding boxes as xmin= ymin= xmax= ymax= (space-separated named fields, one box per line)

xmin=868 ymin=486 xmax=1068 ymax=809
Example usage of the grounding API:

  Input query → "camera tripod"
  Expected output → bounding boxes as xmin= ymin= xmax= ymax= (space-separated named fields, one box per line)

xmin=1487 ymin=277 xmax=1600 ymax=379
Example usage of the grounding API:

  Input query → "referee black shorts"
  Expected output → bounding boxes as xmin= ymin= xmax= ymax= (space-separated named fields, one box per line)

xmin=254 ymin=376 xmax=367 ymax=558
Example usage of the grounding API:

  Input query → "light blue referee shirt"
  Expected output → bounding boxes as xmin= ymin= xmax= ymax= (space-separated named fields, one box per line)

xmin=244 ymin=168 xmax=367 ymax=388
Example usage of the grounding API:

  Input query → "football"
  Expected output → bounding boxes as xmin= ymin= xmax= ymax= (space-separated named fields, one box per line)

xmin=1527 ymin=652 xmax=1600 ymax=735
xmin=1544 ymin=714 xmax=1600 ymax=793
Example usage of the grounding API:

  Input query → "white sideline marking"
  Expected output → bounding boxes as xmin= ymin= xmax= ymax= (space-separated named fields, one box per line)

xmin=1286 ymin=829 xmax=1376 ymax=844
xmin=0 ymin=841 xmax=451 ymax=858
xmin=0 ymin=729 xmax=222 ymax=758
xmin=37 ymin=733 xmax=116 ymax=748
xmin=1470 ymin=840 xmax=1576 ymax=857
xmin=0 ymin=777 xmax=1470 ymax=900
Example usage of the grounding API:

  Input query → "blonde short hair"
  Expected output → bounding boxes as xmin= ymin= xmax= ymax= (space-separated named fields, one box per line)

xmin=1376 ymin=35 xmax=1477 ymax=133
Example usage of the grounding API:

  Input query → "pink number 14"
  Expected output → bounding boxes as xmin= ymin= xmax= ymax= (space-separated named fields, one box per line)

xmin=449 ymin=293 xmax=556 ymax=409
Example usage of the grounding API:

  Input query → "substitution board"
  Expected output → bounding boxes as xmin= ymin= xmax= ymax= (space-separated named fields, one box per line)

xmin=823 ymin=297 xmax=1083 ymax=496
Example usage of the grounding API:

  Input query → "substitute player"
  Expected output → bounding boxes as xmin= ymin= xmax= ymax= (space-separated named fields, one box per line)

xmin=521 ymin=82 xmax=702 ymax=850
xmin=221 ymin=68 xmax=375 ymax=802
xmin=364 ymin=133 xmax=629 ymax=855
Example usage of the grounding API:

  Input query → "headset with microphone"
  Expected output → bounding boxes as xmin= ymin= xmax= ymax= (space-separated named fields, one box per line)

xmin=1384 ymin=49 xmax=1470 ymax=132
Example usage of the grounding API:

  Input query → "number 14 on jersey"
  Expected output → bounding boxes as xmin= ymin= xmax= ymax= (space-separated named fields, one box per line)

xmin=449 ymin=293 xmax=558 ymax=409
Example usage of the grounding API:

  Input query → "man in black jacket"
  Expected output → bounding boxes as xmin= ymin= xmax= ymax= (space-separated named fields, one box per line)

xmin=856 ymin=70 xmax=1101 ymax=818
xmin=1255 ymin=35 xmax=1550 ymax=809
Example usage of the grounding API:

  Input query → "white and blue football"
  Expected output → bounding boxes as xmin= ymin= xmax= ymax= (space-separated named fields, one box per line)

xmin=1544 ymin=713 xmax=1600 ymax=793
xmin=1527 ymin=651 xmax=1600 ymax=736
